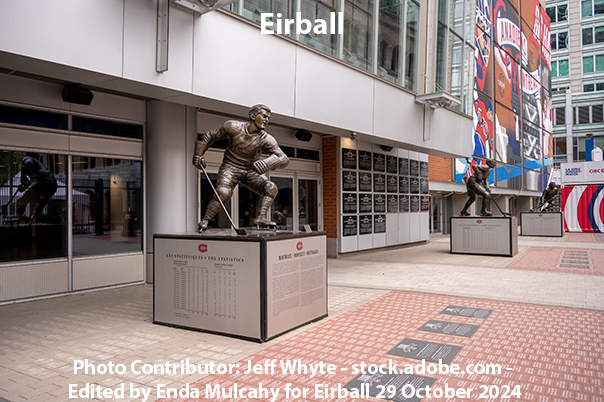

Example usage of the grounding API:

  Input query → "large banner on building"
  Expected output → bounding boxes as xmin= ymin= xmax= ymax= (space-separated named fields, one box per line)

xmin=561 ymin=185 xmax=604 ymax=233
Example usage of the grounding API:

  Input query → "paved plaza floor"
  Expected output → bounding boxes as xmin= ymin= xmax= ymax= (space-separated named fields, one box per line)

xmin=0 ymin=233 xmax=603 ymax=402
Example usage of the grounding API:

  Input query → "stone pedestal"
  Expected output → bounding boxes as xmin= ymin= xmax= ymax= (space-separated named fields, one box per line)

xmin=450 ymin=216 xmax=518 ymax=257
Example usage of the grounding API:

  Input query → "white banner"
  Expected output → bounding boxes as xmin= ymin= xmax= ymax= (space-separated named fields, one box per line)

xmin=561 ymin=161 xmax=604 ymax=184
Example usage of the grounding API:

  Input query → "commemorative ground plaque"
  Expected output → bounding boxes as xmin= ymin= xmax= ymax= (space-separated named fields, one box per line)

xmin=440 ymin=305 xmax=493 ymax=319
xmin=418 ymin=320 xmax=480 ymax=338
xmin=154 ymin=231 xmax=327 ymax=342
xmin=374 ymin=174 xmax=386 ymax=192
xmin=359 ymin=151 xmax=372 ymax=170
xmin=520 ymin=212 xmax=563 ymax=237
xmin=345 ymin=372 xmax=436 ymax=402
xmin=388 ymin=338 xmax=462 ymax=365
xmin=450 ymin=216 xmax=518 ymax=257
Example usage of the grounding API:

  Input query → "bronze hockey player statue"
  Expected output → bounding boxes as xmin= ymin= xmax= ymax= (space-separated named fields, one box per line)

xmin=192 ymin=104 xmax=289 ymax=231
xmin=460 ymin=159 xmax=496 ymax=216
xmin=530 ymin=182 xmax=559 ymax=212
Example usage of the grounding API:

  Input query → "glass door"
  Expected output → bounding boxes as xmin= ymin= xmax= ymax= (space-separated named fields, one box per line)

xmin=298 ymin=178 xmax=319 ymax=231
xmin=270 ymin=176 xmax=294 ymax=231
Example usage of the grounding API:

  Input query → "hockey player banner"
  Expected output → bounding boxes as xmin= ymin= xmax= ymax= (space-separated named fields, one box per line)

xmin=562 ymin=185 xmax=604 ymax=233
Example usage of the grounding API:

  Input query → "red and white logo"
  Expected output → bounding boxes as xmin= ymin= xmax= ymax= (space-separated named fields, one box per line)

xmin=477 ymin=220 xmax=483 ymax=224
xmin=296 ymin=242 xmax=303 ymax=251
xmin=198 ymin=244 xmax=207 ymax=253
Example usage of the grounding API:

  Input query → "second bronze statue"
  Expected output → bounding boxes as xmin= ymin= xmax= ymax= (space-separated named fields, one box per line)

xmin=192 ymin=104 xmax=289 ymax=232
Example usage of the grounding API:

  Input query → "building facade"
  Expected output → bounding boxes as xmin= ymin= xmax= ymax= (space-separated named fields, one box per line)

xmin=1 ymin=0 xmax=543 ymax=303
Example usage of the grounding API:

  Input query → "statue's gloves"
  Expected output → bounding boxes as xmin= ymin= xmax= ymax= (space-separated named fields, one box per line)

xmin=192 ymin=154 xmax=206 ymax=169
xmin=18 ymin=184 xmax=27 ymax=192
xmin=253 ymin=154 xmax=281 ymax=174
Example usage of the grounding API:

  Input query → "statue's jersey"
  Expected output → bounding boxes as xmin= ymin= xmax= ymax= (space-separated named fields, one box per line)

xmin=199 ymin=121 xmax=288 ymax=170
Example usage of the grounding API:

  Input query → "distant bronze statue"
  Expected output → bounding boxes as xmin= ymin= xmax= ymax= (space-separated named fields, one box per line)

xmin=531 ymin=182 xmax=559 ymax=212
xmin=16 ymin=152 xmax=57 ymax=223
xmin=192 ymin=104 xmax=289 ymax=231
xmin=460 ymin=159 xmax=496 ymax=216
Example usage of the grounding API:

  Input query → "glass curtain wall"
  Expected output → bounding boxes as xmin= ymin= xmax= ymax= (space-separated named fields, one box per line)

xmin=72 ymin=157 xmax=142 ymax=256
xmin=240 ymin=0 xmax=421 ymax=93
xmin=0 ymin=151 xmax=67 ymax=263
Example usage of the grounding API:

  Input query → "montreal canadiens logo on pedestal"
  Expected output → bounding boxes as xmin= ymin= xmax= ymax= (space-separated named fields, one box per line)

xmin=477 ymin=220 xmax=483 ymax=224
xmin=198 ymin=244 xmax=208 ymax=253
xmin=296 ymin=242 xmax=303 ymax=251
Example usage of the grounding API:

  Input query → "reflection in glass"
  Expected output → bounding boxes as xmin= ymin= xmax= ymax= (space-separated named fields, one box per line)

xmin=271 ymin=177 xmax=293 ymax=230
xmin=299 ymin=179 xmax=318 ymax=231
xmin=0 ymin=151 xmax=67 ymax=262
xmin=404 ymin=0 xmax=419 ymax=91
xmin=238 ymin=185 xmax=260 ymax=228
xmin=378 ymin=0 xmax=402 ymax=84
xmin=344 ymin=0 xmax=374 ymax=72
xmin=244 ymin=0 xmax=295 ymax=36
xmin=301 ymin=0 xmax=338 ymax=55
xmin=72 ymin=157 xmax=142 ymax=256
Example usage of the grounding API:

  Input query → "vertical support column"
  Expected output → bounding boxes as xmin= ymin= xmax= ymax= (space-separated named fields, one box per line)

xmin=157 ymin=0 xmax=170 ymax=72
xmin=565 ymin=89 xmax=573 ymax=163
xmin=146 ymin=101 xmax=198 ymax=254
xmin=67 ymin=154 xmax=73 ymax=291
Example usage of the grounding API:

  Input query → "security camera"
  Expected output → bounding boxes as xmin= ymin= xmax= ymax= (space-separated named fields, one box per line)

xmin=350 ymin=132 xmax=357 ymax=140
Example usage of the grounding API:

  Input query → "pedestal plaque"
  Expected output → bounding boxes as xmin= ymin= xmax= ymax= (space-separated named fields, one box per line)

xmin=520 ymin=212 xmax=563 ymax=237
xmin=450 ymin=216 xmax=518 ymax=257
xmin=154 ymin=231 xmax=327 ymax=342
xmin=388 ymin=338 xmax=462 ymax=364
xmin=418 ymin=320 xmax=480 ymax=338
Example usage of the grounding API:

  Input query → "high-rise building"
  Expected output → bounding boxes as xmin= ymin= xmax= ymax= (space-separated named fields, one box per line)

xmin=548 ymin=0 xmax=604 ymax=163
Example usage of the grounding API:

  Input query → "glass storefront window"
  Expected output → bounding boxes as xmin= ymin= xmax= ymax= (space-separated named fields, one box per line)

xmin=299 ymin=179 xmax=318 ymax=231
xmin=271 ymin=177 xmax=293 ymax=230
xmin=404 ymin=0 xmax=419 ymax=91
xmin=378 ymin=0 xmax=402 ymax=84
xmin=71 ymin=157 xmax=142 ymax=256
xmin=1 ymin=151 xmax=67 ymax=263
xmin=243 ymin=0 xmax=294 ymax=36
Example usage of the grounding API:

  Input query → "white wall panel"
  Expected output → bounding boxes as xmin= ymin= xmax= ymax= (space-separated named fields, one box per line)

xmin=70 ymin=136 xmax=142 ymax=158
xmin=399 ymin=213 xmax=410 ymax=243
xmin=71 ymin=91 xmax=146 ymax=123
xmin=0 ymin=127 xmax=69 ymax=152
xmin=373 ymin=81 xmax=423 ymax=145
xmin=0 ymin=260 xmax=68 ymax=302
xmin=373 ymin=232 xmax=386 ymax=248
xmin=420 ymin=212 xmax=429 ymax=240
xmin=295 ymin=48 xmax=374 ymax=134
xmin=193 ymin=13 xmax=296 ymax=116
xmin=0 ymin=0 xmax=124 ymax=77
xmin=0 ymin=74 xmax=67 ymax=110
xmin=386 ymin=214 xmax=398 ymax=245
xmin=123 ymin=0 xmax=194 ymax=93
xmin=431 ymin=108 xmax=473 ymax=157
xmin=410 ymin=213 xmax=420 ymax=242
xmin=73 ymin=254 xmax=144 ymax=290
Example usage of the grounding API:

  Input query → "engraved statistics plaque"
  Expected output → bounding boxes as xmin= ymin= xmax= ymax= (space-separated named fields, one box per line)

xmin=450 ymin=217 xmax=517 ymax=256
xmin=343 ymin=215 xmax=358 ymax=236
xmin=359 ymin=193 xmax=373 ymax=213
xmin=418 ymin=320 xmax=480 ymax=338
xmin=374 ymin=214 xmax=386 ymax=233
xmin=387 ymin=155 xmax=398 ymax=174
xmin=359 ymin=150 xmax=372 ymax=171
xmin=373 ymin=153 xmax=385 ymax=172
xmin=154 ymin=238 xmax=261 ymax=339
xmin=440 ymin=305 xmax=493 ymax=319
xmin=388 ymin=338 xmax=462 ymax=364
xmin=359 ymin=215 xmax=372 ymax=235
xmin=342 ymin=170 xmax=357 ymax=191
xmin=342 ymin=148 xmax=357 ymax=169
xmin=374 ymin=194 xmax=386 ymax=213
xmin=359 ymin=172 xmax=372 ymax=192
xmin=374 ymin=174 xmax=386 ymax=192
xmin=399 ymin=158 xmax=409 ymax=175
